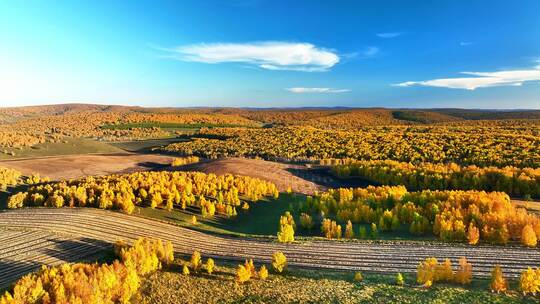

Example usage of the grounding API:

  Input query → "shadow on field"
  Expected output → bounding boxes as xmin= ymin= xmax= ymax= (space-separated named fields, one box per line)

xmin=0 ymin=259 xmax=42 ymax=289
xmin=285 ymin=167 xmax=374 ymax=189
xmin=136 ymin=161 xmax=170 ymax=170
xmin=42 ymin=237 xmax=112 ymax=263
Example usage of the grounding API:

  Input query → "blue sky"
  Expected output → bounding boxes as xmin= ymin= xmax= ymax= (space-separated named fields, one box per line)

xmin=1 ymin=0 xmax=539 ymax=108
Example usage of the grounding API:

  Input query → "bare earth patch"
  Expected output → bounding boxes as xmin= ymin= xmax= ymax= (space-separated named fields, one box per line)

xmin=0 ymin=153 xmax=173 ymax=181
xmin=177 ymin=157 xmax=323 ymax=194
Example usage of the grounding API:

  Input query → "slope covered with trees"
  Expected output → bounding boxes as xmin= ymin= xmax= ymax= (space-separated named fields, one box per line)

xmin=331 ymin=160 xmax=540 ymax=198
xmin=162 ymin=124 xmax=540 ymax=167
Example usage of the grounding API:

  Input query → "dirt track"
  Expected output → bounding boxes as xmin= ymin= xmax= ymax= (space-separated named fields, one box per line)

xmin=1 ymin=208 xmax=539 ymax=287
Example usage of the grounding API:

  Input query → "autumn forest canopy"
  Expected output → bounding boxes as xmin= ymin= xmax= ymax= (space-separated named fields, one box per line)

xmin=1 ymin=104 xmax=540 ymax=303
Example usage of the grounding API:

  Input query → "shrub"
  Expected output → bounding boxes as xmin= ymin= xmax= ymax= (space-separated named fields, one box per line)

xmin=321 ymin=218 xmax=342 ymax=239
xmin=259 ymin=265 xmax=269 ymax=280
xmin=345 ymin=220 xmax=355 ymax=239
xmin=7 ymin=192 xmax=27 ymax=209
xmin=299 ymin=213 xmax=314 ymax=230
xmin=454 ymin=257 xmax=472 ymax=285
xmin=521 ymin=224 xmax=538 ymax=247
xmin=206 ymin=258 xmax=215 ymax=275
xmin=490 ymin=265 xmax=508 ymax=293
xmin=519 ymin=267 xmax=540 ymax=295
xmin=183 ymin=264 xmax=190 ymax=276
xmin=437 ymin=259 xmax=454 ymax=282
xmin=358 ymin=226 xmax=367 ymax=239
xmin=277 ymin=215 xmax=295 ymax=243
xmin=171 ymin=156 xmax=200 ymax=167
xmin=370 ymin=223 xmax=378 ymax=239
xmin=354 ymin=271 xmax=363 ymax=282
xmin=191 ymin=251 xmax=202 ymax=272
xmin=236 ymin=265 xmax=251 ymax=284
xmin=244 ymin=259 xmax=257 ymax=277
xmin=117 ymin=238 xmax=173 ymax=276
xmin=272 ymin=251 xmax=287 ymax=273
xmin=467 ymin=223 xmax=480 ymax=245
xmin=396 ymin=273 xmax=405 ymax=286
xmin=417 ymin=257 xmax=455 ymax=287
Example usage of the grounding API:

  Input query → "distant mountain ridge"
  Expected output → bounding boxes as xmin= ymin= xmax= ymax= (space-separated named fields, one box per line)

xmin=1 ymin=103 xmax=540 ymax=125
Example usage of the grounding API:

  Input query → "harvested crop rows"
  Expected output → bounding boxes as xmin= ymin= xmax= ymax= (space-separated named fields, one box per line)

xmin=0 ymin=228 xmax=109 ymax=288
xmin=1 ymin=208 xmax=539 ymax=287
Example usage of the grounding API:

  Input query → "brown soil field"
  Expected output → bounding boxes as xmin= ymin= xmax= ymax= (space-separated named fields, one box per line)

xmin=0 ymin=153 xmax=173 ymax=181
xmin=0 ymin=154 xmax=325 ymax=194
xmin=1 ymin=208 xmax=539 ymax=288
xmin=175 ymin=157 xmax=325 ymax=194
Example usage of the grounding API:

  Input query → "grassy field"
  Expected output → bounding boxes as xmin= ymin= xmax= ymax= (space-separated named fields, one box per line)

xmin=136 ymin=193 xmax=440 ymax=242
xmin=135 ymin=260 xmax=534 ymax=304
xmin=0 ymin=138 xmax=123 ymax=159
xmin=135 ymin=193 xmax=299 ymax=237
xmin=109 ymin=137 xmax=188 ymax=153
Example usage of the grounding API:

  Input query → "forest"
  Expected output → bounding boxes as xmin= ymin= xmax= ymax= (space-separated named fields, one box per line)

xmin=1 ymin=105 xmax=540 ymax=303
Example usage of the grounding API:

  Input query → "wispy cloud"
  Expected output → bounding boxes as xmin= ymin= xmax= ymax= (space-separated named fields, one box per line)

xmin=460 ymin=41 xmax=474 ymax=46
xmin=165 ymin=41 xmax=340 ymax=72
xmin=361 ymin=46 xmax=379 ymax=58
xmin=376 ymin=32 xmax=402 ymax=39
xmin=287 ymin=87 xmax=350 ymax=93
xmin=394 ymin=63 xmax=540 ymax=90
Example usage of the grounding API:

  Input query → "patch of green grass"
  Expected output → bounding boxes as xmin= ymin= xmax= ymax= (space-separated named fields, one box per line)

xmin=135 ymin=260 xmax=534 ymax=304
xmin=136 ymin=193 xmax=441 ymax=242
xmin=0 ymin=138 xmax=122 ymax=159
xmin=135 ymin=193 xmax=298 ymax=238
xmin=109 ymin=138 xmax=189 ymax=153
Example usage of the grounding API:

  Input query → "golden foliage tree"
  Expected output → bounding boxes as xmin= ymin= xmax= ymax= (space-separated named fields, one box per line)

xmin=521 ymin=224 xmax=538 ymax=247
xmin=272 ymin=251 xmax=287 ymax=274
xmin=236 ymin=265 xmax=251 ymax=284
xmin=277 ymin=212 xmax=295 ymax=243
xmin=454 ymin=257 xmax=472 ymax=285
xmin=206 ymin=258 xmax=215 ymax=275
xmin=190 ymin=251 xmax=202 ymax=272
xmin=490 ymin=265 xmax=508 ymax=293
xmin=467 ymin=223 xmax=480 ymax=245
xmin=519 ymin=267 xmax=540 ymax=295
xmin=345 ymin=220 xmax=354 ymax=239
xmin=354 ymin=272 xmax=363 ymax=282
xmin=259 ymin=265 xmax=268 ymax=280
xmin=299 ymin=213 xmax=314 ymax=230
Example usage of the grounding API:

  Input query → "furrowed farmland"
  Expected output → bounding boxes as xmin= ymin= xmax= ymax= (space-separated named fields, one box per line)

xmin=1 ymin=105 xmax=540 ymax=303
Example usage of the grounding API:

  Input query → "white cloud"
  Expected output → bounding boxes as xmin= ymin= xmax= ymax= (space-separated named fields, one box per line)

xmin=286 ymin=87 xmax=350 ymax=93
xmin=167 ymin=41 xmax=340 ymax=72
xmin=459 ymin=41 xmax=474 ymax=46
xmin=376 ymin=32 xmax=402 ymax=38
xmin=394 ymin=63 xmax=540 ymax=90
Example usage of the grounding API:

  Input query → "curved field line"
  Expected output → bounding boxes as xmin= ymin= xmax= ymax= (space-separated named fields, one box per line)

xmin=1 ymin=208 xmax=539 ymax=287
